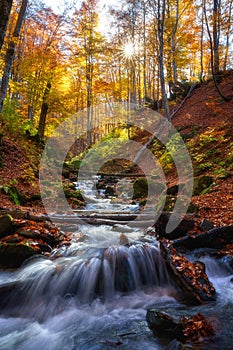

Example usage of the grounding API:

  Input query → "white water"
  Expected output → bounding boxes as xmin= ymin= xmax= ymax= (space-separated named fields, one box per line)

xmin=0 ymin=178 xmax=233 ymax=349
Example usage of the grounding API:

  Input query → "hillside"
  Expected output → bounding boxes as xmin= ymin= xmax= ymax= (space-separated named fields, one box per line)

xmin=0 ymin=72 xmax=233 ymax=226
xmin=171 ymin=71 xmax=233 ymax=226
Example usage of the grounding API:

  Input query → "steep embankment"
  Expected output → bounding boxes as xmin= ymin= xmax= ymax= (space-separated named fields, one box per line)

xmin=171 ymin=71 xmax=233 ymax=226
xmin=0 ymin=136 xmax=41 ymax=208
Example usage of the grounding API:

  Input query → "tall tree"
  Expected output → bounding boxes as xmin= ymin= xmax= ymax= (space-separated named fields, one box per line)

xmin=0 ymin=0 xmax=13 ymax=52
xmin=156 ymin=0 xmax=170 ymax=119
xmin=203 ymin=0 xmax=230 ymax=100
xmin=213 ymin=0 xmax=221 ymax=74
xmin=222 ymin=0 xmax=233 ymax=70
xmin=13 ymin=3 xmax=69 ymax=137
xmin=71 ymin=0 xmax=105 ymax=146
xmin=0 ymin=0 xmax=28 ymax=113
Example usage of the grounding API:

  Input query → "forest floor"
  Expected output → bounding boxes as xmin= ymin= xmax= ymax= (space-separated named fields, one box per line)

xmin=0 ymin=71 xmax=233 ymax=227
xmin=171 ymin=71 xmax=233 ymax=226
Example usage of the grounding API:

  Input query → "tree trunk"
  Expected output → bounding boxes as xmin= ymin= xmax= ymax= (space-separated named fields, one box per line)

xmin=223 ymin=0 xmax=233 ymax=71
xmin=200 ymin=0 xmax=204 ymax=82
xmin=0 ymin=0 xmax=28 ymax=113
xmin=213 ymin=0 xmax=220 ymax=74
xmin=38 ymin=82 xmax=51 ymax=139
xmin=0 ymin=0 xmax=13 ymax=52
xmin=204 ymin=0 xmax=230 ymax=101
xmin=143 ymin=1 xmax=147 ymax=101
xmin=158 ymin=0 xmax=170 ymax=119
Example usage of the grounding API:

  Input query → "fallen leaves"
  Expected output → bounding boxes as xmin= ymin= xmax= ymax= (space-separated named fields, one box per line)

xmin=181 ymin=313 xmax=215 ymax=342
xmin=160 ymin=239 xmax=216 ymax=303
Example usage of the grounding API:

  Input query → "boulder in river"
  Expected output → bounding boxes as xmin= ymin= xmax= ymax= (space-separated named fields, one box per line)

xmin=160 ymin=239 xmax=216 ymax=304
xmin=155 ymin=213 xmax=195 ymax=240
xmin=146 ymin=310 xmax=184 ymax=341
xmin=146 ymin=310 xmax=215 ymax=343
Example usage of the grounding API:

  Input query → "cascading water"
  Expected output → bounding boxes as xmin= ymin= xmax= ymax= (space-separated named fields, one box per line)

xmin=0 ymin=178 xmax=233 ymax=349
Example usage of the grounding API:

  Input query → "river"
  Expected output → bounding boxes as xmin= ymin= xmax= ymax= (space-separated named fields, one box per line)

xmin=0 ymin=177 xmax=232 ymax=349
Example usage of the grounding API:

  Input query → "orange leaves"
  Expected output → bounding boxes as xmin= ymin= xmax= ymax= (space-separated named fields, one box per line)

xmin=170 ymin=250 xmax=215 ymax=295
xmin=160 ymin=239 xmax=216 ymax=302
xmin=181 ymin=313 xmax=215 ymax=342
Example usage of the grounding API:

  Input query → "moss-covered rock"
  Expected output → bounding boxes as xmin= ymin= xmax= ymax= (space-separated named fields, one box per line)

xmin=0 ymin=243 xmax=37 ymax=268
xmin=133 ymin=178 xmax=148 ymax=199
xmin=0 ymin=214 xmax=13 ymax=238
xmin=192 ymin=176 xmax=214 ymax=195
xmin=133 ymin=178 xmax=166 ymax=199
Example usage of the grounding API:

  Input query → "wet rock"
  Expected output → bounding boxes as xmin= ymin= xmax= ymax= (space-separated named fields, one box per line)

xmin=0 ymin=243 xmax=37 ymax=268
xmin=2 ymin=234 xmax=22 ymax=243
xmin=133 ymin=178 xmax=148 ymax=198
xmin=105 ymin=186 xmax=115 ymax=197
xmin=166 ymin=339 xmax=194 ymax=350
xmin=17 ymin=228 xmax=40 ymax=239
xmin=99 ymin=340 xmax=123 ymax=347
xmin=0 ymin=214 xmax=13 ymax=238
xmin=155 ymin=213 xmax=195 ymax=239
xmin=119 ymin=233 xmax=129 ymax=245
xmin=147 ymin=310 xmax=215 ymax=343
xmin=160 ymin=240 xmax=216 ymax=304
xmin=199 ymin=219 xmax=214 ymax=232
xmin=146 ymin=310 xmax=184 ymax=340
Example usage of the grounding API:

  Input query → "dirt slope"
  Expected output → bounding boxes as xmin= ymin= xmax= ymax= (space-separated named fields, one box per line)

xmin=171 ymin=71 xmax=233 ymax=226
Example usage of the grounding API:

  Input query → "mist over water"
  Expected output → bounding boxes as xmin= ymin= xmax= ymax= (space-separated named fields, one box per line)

xmin=0 ymin=179 xmax=233 ymax=349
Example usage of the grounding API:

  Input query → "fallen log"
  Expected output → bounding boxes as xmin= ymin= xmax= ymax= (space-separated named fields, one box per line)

xmin=160 ymin=239 xmax=216 ymax=304
xmin=0 ymin=208 xmax=49 ymax=221
xmin=173 ymin=226 xmax=233 ymax=250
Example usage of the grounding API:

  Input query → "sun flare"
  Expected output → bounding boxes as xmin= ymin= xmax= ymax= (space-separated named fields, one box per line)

xmin=123 ymin=42 xmax=134 ymax=57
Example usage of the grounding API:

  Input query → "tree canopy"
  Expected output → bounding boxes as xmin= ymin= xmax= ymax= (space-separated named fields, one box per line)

xmin=0 ymin=0 xmax=232 ymax=139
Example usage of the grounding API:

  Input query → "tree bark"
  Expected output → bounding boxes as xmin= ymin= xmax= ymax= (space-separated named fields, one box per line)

xmin=157 ymin=0 xmax=170 ymax=120
xmin=38 ymin=82 xmax=51 ymax=139
xmin=203 ymin=0 xmax=230 ymax=101
xmin=213 ymin=0 xmax=220 ymax=74
xmin=0 ymin=0 xmax=28 ymax=113
xmin=0 ymin=0 xmax=13 ymax=52
xmin=223 ymin=0 xmax=233 ymax=71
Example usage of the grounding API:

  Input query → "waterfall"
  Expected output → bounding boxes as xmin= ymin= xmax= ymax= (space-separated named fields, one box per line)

xmin=0 ymin=243 xmax=174 ymax=319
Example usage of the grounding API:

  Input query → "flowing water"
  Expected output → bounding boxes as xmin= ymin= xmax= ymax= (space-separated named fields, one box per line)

xmin=0 ymin=178 xmax=233 ymax=350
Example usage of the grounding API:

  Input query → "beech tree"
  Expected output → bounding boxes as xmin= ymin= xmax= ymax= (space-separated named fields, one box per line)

xmin=13 ymin=3 xmax=69 ymax=138
xmin=0 ymin=0 xmax=13 ymax=52
xmin=71 ymin=0 xmax=106 ymax=146
xmin=0 ymin=0 xmax=28 ymax=113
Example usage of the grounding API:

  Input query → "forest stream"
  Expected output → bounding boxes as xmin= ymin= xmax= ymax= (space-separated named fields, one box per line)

xmin=0 ymin=177 xmax=233 ymax=350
